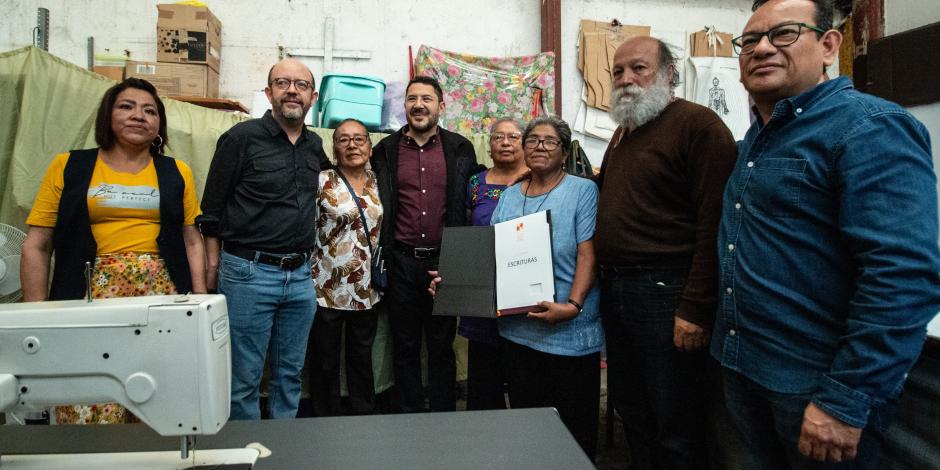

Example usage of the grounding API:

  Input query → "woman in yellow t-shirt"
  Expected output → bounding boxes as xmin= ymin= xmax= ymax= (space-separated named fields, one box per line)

xmin=19 ymin=77 xmax=207 ymax=424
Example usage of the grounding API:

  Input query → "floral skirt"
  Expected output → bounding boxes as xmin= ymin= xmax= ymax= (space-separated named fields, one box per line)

xmin=54 ymin=252 xmax=177 ymax=425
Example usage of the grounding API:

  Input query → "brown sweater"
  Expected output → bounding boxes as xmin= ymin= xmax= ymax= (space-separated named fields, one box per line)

xmin=595 ymin=99 xmax=736 ymax=326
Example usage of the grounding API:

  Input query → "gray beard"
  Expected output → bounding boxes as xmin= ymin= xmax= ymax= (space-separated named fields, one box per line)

xmin=273 ymin=100 xmax=306 ymax=121
xmin=608 ymin=72 xmax=673 ymax=130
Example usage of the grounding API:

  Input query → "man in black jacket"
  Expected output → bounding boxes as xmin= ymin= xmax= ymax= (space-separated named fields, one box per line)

xmin=371 ymin=76 xmax=479 ymax=412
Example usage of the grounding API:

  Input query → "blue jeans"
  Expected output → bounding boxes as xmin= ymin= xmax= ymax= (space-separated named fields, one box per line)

xmin=219 ymin=250 xmax=316 ymax=420
xmin=600 ymin=264 xmax=708 ymax=470
xmin=722 ymin=368 xmax=898 ymax=470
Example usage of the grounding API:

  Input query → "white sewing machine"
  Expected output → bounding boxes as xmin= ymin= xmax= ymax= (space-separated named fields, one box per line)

xmin=0 ymin=294 xmax=232 ymax=464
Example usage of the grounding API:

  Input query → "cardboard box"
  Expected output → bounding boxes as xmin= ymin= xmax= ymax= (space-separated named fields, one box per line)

xmin=125 ymin=61 xmax=219 ymax=98
xmin=157 ymin=3 xmax=222 ymax=72
xmin=691 ymin=28 xmax=734 ymax=57
xmin=93 ymin=66 xmax=124 ymax=81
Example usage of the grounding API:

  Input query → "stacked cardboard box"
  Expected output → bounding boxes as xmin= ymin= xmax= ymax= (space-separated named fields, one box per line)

xmin=124 ymin=61 xmax=219 ymax=97
xmin=126 ymin=3 xmax=221 ymax=98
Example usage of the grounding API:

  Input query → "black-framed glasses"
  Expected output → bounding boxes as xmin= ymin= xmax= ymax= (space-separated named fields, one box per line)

xmin=270 ymin=77 xmax=312 ymax=92
xmin=334 ymin=135 xmax=369 ymax=147
xmin=732 ymin=22 xmax=827 ymax=55
xmin=490 ymin=132 xmax=522 ymax=143
xmin=523 ymin=136 xmax=561 ymax=150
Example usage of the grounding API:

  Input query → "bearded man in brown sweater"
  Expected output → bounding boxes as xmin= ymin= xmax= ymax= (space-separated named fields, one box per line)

xmin=596 ymin=36 xmax=737 ymax=470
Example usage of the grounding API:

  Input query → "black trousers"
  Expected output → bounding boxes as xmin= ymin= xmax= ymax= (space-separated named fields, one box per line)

xmin=502 ymin=339 xmax=600 ymax=461
xmin=466 ymin=338 xmax=507 ymax=410
xmin=600 ymin=265 xmax=708 ymax=470
xmin=386 ymin=249 xmax=457 ymax=412
xmin=307 ymin=306 xmax=379 ymax=416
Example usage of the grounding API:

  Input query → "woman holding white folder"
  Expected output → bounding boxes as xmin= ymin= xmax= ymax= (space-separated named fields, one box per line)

xmin=485 ymin=116 xmax=603 ymax=460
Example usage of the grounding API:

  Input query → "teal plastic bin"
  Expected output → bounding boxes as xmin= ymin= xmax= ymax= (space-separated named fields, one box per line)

xmin=313 ymin=74 xmax=385 ymax=130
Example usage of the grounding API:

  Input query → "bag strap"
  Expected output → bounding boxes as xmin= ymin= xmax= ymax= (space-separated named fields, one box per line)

xmin=335 ymin=170 xmax=375 ymax=257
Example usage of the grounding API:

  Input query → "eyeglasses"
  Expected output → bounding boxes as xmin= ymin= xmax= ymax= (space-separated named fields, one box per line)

xmin=335 ymin=135 xmax=369 ymax=147
xmin=270 ymin=77 xmax=313 ymax=92
xmin=732 ymin=22 xmax=827 ymax=55
xmin=523 ymin=136 xmax=561 ymax=151
xmin=490 ymin=132 xmax=522 ymax=143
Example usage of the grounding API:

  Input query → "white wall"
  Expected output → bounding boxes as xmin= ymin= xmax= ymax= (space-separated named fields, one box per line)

xmin=884 ymin=0 xmax=940 ymax=35
xmin=883 ymin=0 xmax=940 ymax=336
xmin=3 ymin=0 xmax=752 ymax=127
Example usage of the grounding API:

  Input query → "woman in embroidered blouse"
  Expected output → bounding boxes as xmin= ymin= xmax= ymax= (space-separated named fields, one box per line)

xmin=309 ymin=119 xmax=383 ymax=416
xmin=19 ymin=77 xmax=206 ymax=425
xmin=461 ymin=118 xmax=528 ymax=411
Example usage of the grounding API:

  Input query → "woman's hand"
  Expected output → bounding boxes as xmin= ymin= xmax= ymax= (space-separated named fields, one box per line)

xmin=427 ymin=270 xmax=442 ymax=297
xmin=527 ymin=300 xmax=579 ymax=324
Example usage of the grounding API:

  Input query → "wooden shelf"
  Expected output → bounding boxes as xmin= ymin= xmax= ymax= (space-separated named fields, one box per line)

xmin=169 ymin=96 xmax=249 ymax=114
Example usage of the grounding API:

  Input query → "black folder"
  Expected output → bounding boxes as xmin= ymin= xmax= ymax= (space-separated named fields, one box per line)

xmin=431 ymin=226 xmax=497 ymax=317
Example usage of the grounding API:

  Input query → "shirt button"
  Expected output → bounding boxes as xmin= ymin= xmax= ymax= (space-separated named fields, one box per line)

xmin=728 ymin=244 xmax=735 ymax=251
xmin=729 ymin=329 xmax=737 ymax=336
xmin=735 ymin=202 xmax=741 ymax=210
xmin=421 ymin=234 xmax=426 ymax=238
xmin=421 ymin=167 xmax=425 ymax=171
xmin=420 ymin=149 xmax=424 ymax=153
xmin=795 ymin=107 xmax=803 ymax=114
xmin=746 ymin=161 xmax=754 ymax=168
xmin=422 ymin=211 xmax=426 ymax=215
xmin=422 ymin=189 xmax=426 ymax=194
xmin=726 ymin=287 xmax=733 ymax=294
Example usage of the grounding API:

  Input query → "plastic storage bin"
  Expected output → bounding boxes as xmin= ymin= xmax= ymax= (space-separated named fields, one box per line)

xmin=313 ymin=74 xmax=386 ymax=130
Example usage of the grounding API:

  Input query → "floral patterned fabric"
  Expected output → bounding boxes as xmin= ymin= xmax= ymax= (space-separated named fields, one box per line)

xmin=313 ymin=169 xmax=383 ymax=310
xmin=413 ymin=45 xmax=556 ymax=134
xmin=54 ymin=252 xmax=176 ymax=425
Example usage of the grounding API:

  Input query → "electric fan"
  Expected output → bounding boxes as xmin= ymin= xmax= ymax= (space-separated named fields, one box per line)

xmin=0 ymin=223 xmax=26 ymax=303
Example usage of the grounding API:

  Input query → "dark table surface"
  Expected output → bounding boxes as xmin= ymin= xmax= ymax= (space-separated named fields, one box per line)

xmin=1 ymin=407 xmax=594 ymax=469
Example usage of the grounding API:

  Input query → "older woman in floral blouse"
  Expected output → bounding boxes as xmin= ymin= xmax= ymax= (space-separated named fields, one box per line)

xmin=309 ymin=119 xmax=383 ymax=416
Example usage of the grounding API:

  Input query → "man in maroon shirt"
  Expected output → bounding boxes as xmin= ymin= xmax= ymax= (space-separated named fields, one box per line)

xmin=371 ymin=76 xmax=479 ymax=412
xmin=595 ymin=36 xmax=737 ymax=469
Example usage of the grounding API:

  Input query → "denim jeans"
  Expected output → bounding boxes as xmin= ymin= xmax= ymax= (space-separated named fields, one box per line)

xmin=600 ymin=264 xmax=708 ymax=470
xmin=219 ymin=250 xmax=316 ymax=420
xmin=722 ymin=368 xmax=898 ymax=470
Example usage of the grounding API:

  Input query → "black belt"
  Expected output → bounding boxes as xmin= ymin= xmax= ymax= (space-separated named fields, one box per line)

xmin=225 ymin=246 xmax=309 ymax=270
xmin=394 ymin=241 xmax=440 ymax=259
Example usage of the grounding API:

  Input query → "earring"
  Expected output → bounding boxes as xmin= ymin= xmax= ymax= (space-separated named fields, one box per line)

xmin=151 ymin=135 xmax=164 ymax=148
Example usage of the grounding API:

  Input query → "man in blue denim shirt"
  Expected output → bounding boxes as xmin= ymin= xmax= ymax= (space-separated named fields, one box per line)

xmin=713 ymin=0 xmax=940 ymax=468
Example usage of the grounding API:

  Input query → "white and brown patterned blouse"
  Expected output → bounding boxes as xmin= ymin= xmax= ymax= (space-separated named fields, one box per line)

xmin=313 ymin=169 xmax=383 ymax=310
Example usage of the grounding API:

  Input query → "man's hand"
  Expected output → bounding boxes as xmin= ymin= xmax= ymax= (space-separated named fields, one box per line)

xmin=427 ymin=270 xmax=441 ymax=297
xmin=798 ymin=403 xmax=862 ymax=463
xmin=673 ymin=316 xmax=710 ymax=351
